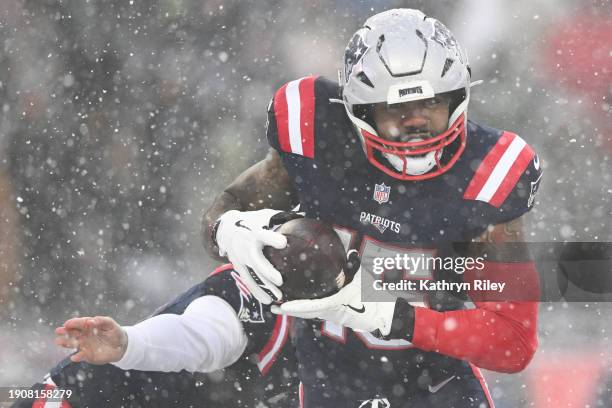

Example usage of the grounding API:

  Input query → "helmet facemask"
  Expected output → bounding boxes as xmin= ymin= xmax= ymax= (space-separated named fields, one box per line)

xmin=341 ymin=9 xmax=472 ymax=181
xmin=352 ymin=89 xmax=467 ymax=179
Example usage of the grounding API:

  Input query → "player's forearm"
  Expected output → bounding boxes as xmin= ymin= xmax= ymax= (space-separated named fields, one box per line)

xmin=427 ymin=221 xmax=538 ymax=372
xmin=389 ymin=259 xmax=540 ymax=373
xmin=408 ymin=301 xmax=538 ymax=373
xmin=113 ymin=295 xmax=247 ymax=373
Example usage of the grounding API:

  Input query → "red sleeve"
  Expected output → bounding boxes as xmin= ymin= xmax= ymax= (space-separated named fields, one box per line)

xmin=410 ymin=261 xmax=539 ymax=373
xmin=266 ymin=76 xmax=317 ymax=159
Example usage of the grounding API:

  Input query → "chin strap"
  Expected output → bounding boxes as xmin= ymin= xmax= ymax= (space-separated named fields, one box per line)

xmin=383 ymin=150 xmax=438 ymax=176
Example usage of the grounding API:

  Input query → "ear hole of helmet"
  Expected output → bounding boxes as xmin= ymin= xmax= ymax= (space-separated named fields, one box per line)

xmin=356 ymin=71 xmax=375 ymax=88
xmin=352 ymin=103 xmax=377 ymax=131
xmin=447 ymin=88 xmax=467 ymax=118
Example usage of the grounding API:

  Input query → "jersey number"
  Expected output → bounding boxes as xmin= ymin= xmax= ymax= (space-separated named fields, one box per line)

xmin=320 ymin=227 xmax=434 ymax=350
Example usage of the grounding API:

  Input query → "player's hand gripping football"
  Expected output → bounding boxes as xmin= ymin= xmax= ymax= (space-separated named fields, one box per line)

xmin=215 ymin=209 xmax=300 ymax=304
xmin=54 ymin=316 xmax=128 ymax=365
xmin=271 ymin=251 xmax=397 ymax=336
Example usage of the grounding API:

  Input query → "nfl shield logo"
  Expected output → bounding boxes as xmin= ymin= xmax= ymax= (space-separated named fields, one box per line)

xmin=373 ymin=183 xmax=391 ymax=204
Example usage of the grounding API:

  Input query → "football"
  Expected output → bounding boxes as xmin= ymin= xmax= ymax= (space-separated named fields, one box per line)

xmin=263 ymin=218 xmax=349 ymax=301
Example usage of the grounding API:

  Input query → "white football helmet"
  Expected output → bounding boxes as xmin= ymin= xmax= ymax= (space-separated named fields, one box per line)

xmin=341 ymin=9 xmax=472 ymax=180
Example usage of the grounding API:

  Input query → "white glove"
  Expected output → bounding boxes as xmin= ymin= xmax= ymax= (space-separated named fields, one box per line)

xmin=215 ymin=209 xmax=287 ymax=304
xmin=271 ymin=268 xmax=397 ymax=336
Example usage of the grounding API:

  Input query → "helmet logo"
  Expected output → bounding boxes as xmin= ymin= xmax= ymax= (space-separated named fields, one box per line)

xmin=431 ymin=21 xmax=465 ymax=64
xmin=398 ymin=86 xmax=423 ymax=97
xmin=344 ymin=28 xmax=369 ymax=83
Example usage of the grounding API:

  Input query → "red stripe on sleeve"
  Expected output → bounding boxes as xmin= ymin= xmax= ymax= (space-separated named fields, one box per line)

xmin=209 ymin=263 xmax=233 ymax=277
xmin=273 ymin=83 xmax=291 ymax=153
xmin=230 ymin=271 xmax=252 ymax=297
xmin=257 ymin=315 xmax=285 ymax=374
xmin=488 ymin=144 xmax=535 ymax=207
xmin=298 ymin=76 xmax=316 ymax=158
xmin=470 ymin=364 xmax=496 ymax=408
xmin=463 ymin=131 xmax=517 ymax=200
xmin=299 ymin=382 xmax=305 ymax=408
xmin=258 ymin=317 xmax=292 ymax=375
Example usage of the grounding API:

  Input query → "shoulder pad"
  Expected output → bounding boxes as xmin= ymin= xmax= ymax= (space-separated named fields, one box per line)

xmin=267 ymin=76 xmax=318 ymax=158
xmin=463 ymin=131 xmax=540 ymax=208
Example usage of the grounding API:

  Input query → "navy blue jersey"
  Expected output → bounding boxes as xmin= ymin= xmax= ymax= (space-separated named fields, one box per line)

xmin=266 ymin=76 xmax=542 ymax=407
xmin=267 ymin=76 xmax=541 ymax=243
xmin=13 ymin=265 xmax=298 ymax=408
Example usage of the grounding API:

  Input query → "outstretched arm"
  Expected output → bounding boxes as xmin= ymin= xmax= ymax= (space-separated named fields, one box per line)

xmin=55 ymin=295 xmax=246 ymax=373
xmin=55 ymin=316 xmax=127 ymax=364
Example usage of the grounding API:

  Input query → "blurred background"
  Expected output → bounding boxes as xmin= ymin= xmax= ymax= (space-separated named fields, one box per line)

xmin=0 ymin=0 xmax=610 ymax=406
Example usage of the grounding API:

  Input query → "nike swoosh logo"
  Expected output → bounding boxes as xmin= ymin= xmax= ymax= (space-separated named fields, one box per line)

xmin=343 ymin=304 xmax=365 ymax=313
xmin=428 ymin=375 xmax=455 ymax=393
xmin=235 ymin=220 xmax=251 ymax=231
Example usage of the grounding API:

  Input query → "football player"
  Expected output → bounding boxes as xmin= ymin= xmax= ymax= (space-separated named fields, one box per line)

xmin=201 ymin=9 xmax=542 ymax=407
xmin=11 ymin=264 xmax=297 ymax=408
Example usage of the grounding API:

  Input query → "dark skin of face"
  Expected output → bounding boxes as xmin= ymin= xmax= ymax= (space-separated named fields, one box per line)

xmin=372 ymin=95 xmax=451 ymax=143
